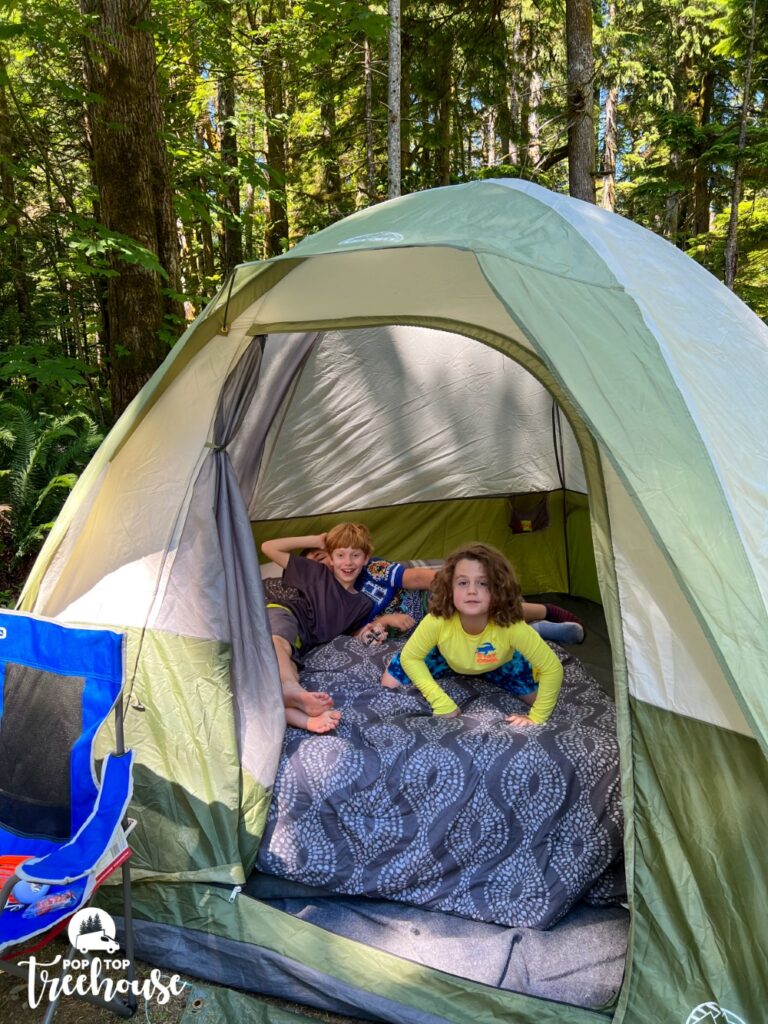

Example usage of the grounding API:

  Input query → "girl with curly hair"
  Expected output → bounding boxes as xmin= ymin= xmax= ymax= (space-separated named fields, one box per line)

xmin=381 ymin=543 xmax=564 ymax=727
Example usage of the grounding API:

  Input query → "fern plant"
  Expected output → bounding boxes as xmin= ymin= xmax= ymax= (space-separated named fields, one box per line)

xmin=0 ymin=403 xmax=102 ymax=601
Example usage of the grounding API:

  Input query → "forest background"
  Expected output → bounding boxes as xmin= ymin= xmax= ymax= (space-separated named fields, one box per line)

xmin=1 ymin=0 xmax=766 ymax=604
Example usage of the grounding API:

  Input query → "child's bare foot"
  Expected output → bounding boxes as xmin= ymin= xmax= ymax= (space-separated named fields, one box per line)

xmin=284 ymin=686 xmax=333 ymax=715
xmin=301 ymin=690 xmax=333 ymax=715
xmin=306 ymin=709 xmax=341 ymax=733
xmin=380 ymin=670 xmax=401 ymax=689
xmin=285 ymin=707 xmax=341 ymax=732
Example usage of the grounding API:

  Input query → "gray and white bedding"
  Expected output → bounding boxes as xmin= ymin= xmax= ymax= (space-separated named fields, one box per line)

xmin=255 ymin=634 xmax=625 ymax=930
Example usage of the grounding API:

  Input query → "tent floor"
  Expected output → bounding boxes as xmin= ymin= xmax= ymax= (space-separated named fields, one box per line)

xmin=126 ymin=885 xmax=628 ymax=1020
xmin=246 ymin=874 xmax=629 ymax=1010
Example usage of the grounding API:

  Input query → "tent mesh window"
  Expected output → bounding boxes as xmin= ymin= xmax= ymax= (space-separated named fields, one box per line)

xmin=0 ymin=663 xmax=84 ymax=840
xmin=508 ymin=491 xmax=551 ymax=534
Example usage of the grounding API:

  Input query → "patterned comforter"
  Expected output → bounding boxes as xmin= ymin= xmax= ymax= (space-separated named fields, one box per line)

xmin=256 ymin=634 xmax=625 ymax=929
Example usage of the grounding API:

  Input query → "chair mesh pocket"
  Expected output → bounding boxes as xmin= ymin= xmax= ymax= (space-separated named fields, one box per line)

xmin=0 ymin=662 xmax=84 ymax=839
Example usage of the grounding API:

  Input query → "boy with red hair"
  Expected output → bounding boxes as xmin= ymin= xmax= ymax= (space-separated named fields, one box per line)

xmin=261 ymin=523 xmax=374 ymax=733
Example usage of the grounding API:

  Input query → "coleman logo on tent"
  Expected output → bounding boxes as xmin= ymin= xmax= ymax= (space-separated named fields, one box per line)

xmin=0 ymin=626 xmax=6 ymax=640
xmin=685 ymin=1002 xmax=747 ymax=1024
xmin=337 ymin=231 xmax=404 ymax=246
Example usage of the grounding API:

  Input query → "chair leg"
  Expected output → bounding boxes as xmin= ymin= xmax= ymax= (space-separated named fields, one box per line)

xmin=120 ymin=857 xmax=137 ymax=1012
xmin=40 ymin=941 xmax=76 ymax=1024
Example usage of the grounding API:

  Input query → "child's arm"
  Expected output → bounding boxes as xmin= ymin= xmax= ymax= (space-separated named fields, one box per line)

xmin=261 ymin=533 xmax=326 ymax=569
xmin=377 ymin=612 xmax=416 ymax=632
xmin=355 ymin=612 xmax=416 ymax=644
xmin=507 ymin=623 xmax=564 ymax=724
xmin=401 ymin=566 xmax=437 ymax=590
xmin=400 ymin=617 xmax=459 ymax=717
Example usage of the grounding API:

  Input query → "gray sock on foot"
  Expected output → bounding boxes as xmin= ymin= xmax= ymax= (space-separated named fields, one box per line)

xmin=533 ymin=620 xmax=585 ymax=644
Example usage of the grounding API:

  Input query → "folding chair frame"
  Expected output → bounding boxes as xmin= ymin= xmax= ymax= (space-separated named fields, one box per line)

xmin=0 ymin=692 xmax=137 ymax=1021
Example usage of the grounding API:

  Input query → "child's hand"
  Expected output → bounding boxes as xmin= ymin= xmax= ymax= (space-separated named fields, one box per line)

xmin=381 ymin=613 xmax=415 ymax=632
xmin=505 ymin=713 xmax=536 ymax=728
xmin=359 ymin=624 xmax=386 ymax=646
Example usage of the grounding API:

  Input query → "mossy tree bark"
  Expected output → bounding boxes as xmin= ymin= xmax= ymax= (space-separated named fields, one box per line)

xmin=81 ymin=0 xmax=182 ymax=418
xmin=566 ymin=0 xmax=596 ymax=203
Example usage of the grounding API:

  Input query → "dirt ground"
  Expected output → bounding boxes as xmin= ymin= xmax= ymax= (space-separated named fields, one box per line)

xmin=0 ymin=936 xmax=369 ymax=1024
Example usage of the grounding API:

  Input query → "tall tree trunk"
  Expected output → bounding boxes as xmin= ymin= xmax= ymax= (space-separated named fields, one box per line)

xmin=255 ymin=0 xmax=289 ymax=257
xmin=363 ymin=35 xmax=377 ymax=200
xmin=243 ymin=121 xmax=257 ymax=259
xmin=0 ymin=56 xmax=32 ymax=342
xmin=175 ymin=218 xmax=197 ymax=321
xmin=566 ymin=0 xmax=596 ymax=202
xmin=664 ymin=42 xmax=692 ymax=245
xmin=502 ymin=16 xmax=522 ymax=164
xmin=194 ymin=114 xmax=217 ymax=284
xmin=693 ymin=69 xmax=715 ymax=236
xmin=319 ymin=57 xmax=342 ymax=219
xmin=526 ymin=69 xmax=542 ymax=169
xmin=79 ymin=64 xmax=111 ymax=373
xmin=400 ymin=27 xmax=411 ymax=192
xmin=599 ymin=1 xmax=618 ymax=211
xmin=218 ymin=29 xmax=243 ymax=277
xmin=485 ymin=107 xmax=497 ymax=167
xmin=436 ymin=44 xmax=452 ymax=187
xmin=724 ymin=0 xmax=757 ymax=289
xmin=453 ymin=98 xmax=466 ymax=180
xmin=196 ymin=217 xmax=215 ymax=284
xmin=81 ymin=0 xmax=182 ymax=417
xmin=600 ymin=83 xmax=618 ymax=210
xmin=497 ymin=95 xmax=512 ymax=165
xmin=387 ymin=0 xmax=401 ymax=199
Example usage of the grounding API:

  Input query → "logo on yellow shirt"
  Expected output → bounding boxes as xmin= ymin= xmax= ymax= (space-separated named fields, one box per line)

xmin=475 ymin=642 xmax=498 ymax=665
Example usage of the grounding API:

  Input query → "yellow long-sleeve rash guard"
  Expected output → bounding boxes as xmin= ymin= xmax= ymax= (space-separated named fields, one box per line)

xmin=399 ymin=613 xmax=564 ymax=723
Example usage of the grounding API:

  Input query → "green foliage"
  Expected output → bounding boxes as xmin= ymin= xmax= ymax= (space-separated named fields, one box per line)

xmin=688 ymin=196 xmax=768 ymax=317
xmin=0 ymin=402 xmax=102 ymax=601
xmin=0 ymin=344 xmax=98 ymax=400
xmin=0 ymin=0 xmax=766 ymax=595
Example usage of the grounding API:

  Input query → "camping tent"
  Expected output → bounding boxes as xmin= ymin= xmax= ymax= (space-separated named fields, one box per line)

xmin=19 ymin=179 xmax=768 ymax=1024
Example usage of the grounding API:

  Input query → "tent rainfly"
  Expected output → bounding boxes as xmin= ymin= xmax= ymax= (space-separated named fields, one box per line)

xmin=20 ymin=180 xmax=768 ymax=1024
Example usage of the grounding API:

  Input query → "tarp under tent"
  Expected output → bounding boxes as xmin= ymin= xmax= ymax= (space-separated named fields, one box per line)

xmin=19 ymin=179 xmax=768 ymax=1024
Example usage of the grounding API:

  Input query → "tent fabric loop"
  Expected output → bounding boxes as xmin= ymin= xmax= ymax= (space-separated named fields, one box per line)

xmin=219 ymin=266 xmax=238 ymax=335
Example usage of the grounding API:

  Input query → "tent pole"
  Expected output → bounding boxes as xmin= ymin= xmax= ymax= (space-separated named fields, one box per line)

xmin=552 ymin=402 xmax=572 ymax=595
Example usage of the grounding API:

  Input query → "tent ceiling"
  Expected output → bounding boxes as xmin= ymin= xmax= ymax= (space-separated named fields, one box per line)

xmin=244 ymin=326 xmax=586 ymax=520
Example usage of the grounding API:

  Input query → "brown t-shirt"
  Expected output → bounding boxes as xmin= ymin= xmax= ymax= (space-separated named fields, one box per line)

xmin=263 ymin=555 xmax=372 ymax=648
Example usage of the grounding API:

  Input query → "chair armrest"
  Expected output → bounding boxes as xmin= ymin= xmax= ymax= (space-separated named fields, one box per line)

xmin=18 ymin=751 xmax=134 ymax=886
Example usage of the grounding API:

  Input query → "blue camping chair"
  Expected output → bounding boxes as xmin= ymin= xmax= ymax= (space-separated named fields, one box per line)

xmin=0 ymin=610 xmax=136 ymax=1019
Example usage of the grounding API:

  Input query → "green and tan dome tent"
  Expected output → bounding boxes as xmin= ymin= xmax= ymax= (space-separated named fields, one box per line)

xmin=19 ymin=179 xmax=767 ymax=1024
